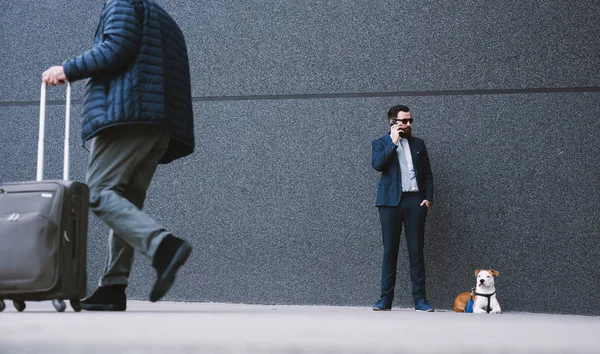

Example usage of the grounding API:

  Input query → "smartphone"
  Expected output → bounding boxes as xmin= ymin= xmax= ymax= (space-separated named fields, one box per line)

xmin=391 ymin=120 xmax=406 ymax=137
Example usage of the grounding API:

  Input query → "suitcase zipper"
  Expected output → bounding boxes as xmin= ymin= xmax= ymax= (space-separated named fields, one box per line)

xmin=0 ymin=190 xmax=54 ymax=196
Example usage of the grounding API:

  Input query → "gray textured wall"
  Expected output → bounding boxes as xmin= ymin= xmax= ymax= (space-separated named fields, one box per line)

xmin=1 ymin=1 xmax=599 ymax=316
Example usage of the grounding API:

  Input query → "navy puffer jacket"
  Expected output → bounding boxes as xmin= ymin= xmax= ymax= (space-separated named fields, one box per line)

xmin=63 ymin=0 xmax=194 ymax=164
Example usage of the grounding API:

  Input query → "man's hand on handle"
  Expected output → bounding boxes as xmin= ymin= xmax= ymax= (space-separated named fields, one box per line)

xmin=42 ymin=66 xmax=66 ymax=86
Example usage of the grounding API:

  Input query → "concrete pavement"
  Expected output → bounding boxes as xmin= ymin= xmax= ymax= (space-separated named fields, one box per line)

xmin=1 ymin=301 xmax=599 ymax=354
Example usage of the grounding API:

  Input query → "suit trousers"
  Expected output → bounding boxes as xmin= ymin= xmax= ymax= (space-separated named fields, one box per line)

xmin=378 ymin=192 xmax=428 ymax=304
xmin=85 ymin=125 xmax=171 ymax=287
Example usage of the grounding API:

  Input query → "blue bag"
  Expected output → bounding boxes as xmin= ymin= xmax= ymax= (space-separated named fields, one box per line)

xmin=465 ymin=298 xmax=474 ymax=313
xmin=464 ymin=288 xmax=475 ymax=313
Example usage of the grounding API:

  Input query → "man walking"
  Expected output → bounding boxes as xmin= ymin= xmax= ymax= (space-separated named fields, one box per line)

xmin=371 ymin=105 xmax=434 ymax=312
xmin=42 ymin=0 xmax=195 ymax=311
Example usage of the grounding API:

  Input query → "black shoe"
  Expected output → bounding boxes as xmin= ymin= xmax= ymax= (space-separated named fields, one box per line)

xmin=81 ymin=285 xmax=127 ymax=311
xmin=150 ymin=235 xmax=192 ymax=302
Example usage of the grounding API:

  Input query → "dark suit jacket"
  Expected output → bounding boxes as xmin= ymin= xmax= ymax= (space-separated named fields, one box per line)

xmin=371 ymin=134 xmax=433 ymax=207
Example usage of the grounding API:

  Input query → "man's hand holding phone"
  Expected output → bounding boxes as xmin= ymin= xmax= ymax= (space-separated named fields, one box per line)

xmin=390 ymin=121 xmax=404 ymax=145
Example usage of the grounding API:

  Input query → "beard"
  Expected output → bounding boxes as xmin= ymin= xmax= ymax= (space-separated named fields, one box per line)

xmin=399 ymin=126 xmax=412 ymax=139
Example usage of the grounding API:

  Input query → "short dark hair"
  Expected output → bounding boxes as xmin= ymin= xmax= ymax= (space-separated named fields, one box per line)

xmin=387 ymin=105 xmax=410 ymax=120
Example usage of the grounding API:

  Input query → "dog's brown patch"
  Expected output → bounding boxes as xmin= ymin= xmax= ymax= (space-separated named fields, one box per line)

xmin=453 ymin=291 xmax=473 ymax=312
xmin=489 ymin=269 xmax=499 ymax=277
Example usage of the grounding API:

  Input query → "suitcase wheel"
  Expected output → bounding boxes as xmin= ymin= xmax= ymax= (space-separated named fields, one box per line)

xmin=52 ymin=299 xmax=66 ymax=312
xmin=0 ymin=300 xmax=5 ymax=312
xmin=13 ymin=300 xmax=26 ymax=312
xmin=70 ymin=299 xmax=82 ymax=312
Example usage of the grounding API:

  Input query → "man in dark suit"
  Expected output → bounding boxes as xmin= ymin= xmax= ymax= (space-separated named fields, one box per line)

xmin=371 ymin=105 xmax=434 ymax=312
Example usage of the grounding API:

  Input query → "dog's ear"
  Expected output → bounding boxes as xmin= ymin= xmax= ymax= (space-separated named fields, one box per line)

xmin=475 ymin=269 xmax=482 ymax=276
xmin=489 ymin=269 xmax=499 ymax=277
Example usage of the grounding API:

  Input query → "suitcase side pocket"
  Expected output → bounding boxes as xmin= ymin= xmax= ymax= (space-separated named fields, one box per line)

xmin=0 ymin=213 xmax=59 ymax=293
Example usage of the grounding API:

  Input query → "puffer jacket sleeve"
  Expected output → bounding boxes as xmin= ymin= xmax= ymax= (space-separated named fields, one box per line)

xmin=63 ymin=0 xmax=143 ymax=82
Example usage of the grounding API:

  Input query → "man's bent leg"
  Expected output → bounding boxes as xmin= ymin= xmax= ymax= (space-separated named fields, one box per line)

xmin=87 ymin=125 xmax=171 ymax=271
xmin=86 ymin=125 xmax=192 ymax=303
xmin=82 ymin=125 xmax=170 ymax=310
xmin=94 ymin=128 xmax=170 ymax=287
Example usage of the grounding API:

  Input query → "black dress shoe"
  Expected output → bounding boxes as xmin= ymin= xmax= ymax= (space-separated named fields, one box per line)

xmin=81 ymin=285 xmax=127 ymax=311
xmin=150 ymin=235 xmax=192 ymax=302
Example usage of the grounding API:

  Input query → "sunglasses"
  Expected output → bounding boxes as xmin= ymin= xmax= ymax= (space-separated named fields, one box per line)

xmin=392 ymin=118 xmax=413 ymax=125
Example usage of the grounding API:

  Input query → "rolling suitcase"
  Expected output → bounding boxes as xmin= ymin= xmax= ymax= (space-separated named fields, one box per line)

xmin=0 ymin=82 xmax=89 ymax=313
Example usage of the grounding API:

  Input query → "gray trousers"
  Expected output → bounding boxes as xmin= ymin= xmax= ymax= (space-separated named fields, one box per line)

xmin=86 ymin=125 xmax=171 ymax=287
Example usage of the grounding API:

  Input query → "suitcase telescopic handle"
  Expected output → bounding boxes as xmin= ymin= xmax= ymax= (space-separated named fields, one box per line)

xmin=38 ymin=81 xmax=71 ymax=182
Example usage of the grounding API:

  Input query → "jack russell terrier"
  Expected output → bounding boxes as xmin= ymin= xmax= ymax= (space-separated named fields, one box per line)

xmin=453 ymin=269 xmax=501 ymax=314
